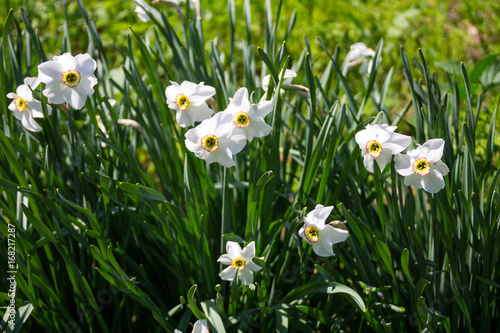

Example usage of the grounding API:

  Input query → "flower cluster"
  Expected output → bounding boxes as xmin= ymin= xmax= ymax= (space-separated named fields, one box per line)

xmin=6 ymin=53 xmax=98 ymax=132
xmin=355 ymin=123 xmax=449 ymax=193
xmin=165 ymin=81 xmax=274 ymax=168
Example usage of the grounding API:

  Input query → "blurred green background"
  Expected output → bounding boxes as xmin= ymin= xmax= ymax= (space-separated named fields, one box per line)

xmin=3 ymin=0 xmax=499 ymax=110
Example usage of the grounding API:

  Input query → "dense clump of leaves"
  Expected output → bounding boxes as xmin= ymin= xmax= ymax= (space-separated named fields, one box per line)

xmin=1 ymin=0 xmax=499 ymax=332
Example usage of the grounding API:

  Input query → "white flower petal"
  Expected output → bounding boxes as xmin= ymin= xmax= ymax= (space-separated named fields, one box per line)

xmin=432 ymin=160 xmax=450 ymax=177
xmin=355 ymin=127 xmax=376 ymax=149
xmin=38 ymin=60 xmax=64 ymax=84
xmin=217 ymin=254 xmax=232 ymax=265
xmin=421 ymin=138 xmax=445 ymax=162
xmin=394 ymin=154 xmax=414 ymax=176
xmin=240 ymin=241 xmax=256 ymax=260
xmin=16 ymin=85 xmax=33 ymax=100
xmin=374 ymin=149 xmax=393 ymax=171
xmin=226 ymin=241 xmax=242 ymax=259
xmin=69 ymin=89 xmax=87 ymax=110
xmin=8 ymin=100 xmax=17 ymax=113
xmin=176 ymin=108 xmax=196 ymax=128
xmin=165 ymin=83 xmax=180 ymax=103
xmin=55 ymin=53 xmax=77 ymax=71
xmin=381 ymin=133 xmax=411 ymax=153
xmin=185 ymin=103 xmax=214 ymax=124
xmin=21 ymin=112 xmax=42 ymax=132
xmin=186 ymin=82 xmax=216 ymax=105
xmin=321 ymin=224 xmax=349 ymax=245
xmin=43 ymin=83 xmax=67 ymax=105
xmin=242 ymin=118 xmax=272 ymax=141
xmin=245 ymin=260 xmax=262 ymax=272
xmin=219 ymin=266 xmax=237 ymax=281
xmin=422 ymin=170 xmax=446 ymax=193
xmin=404 ymin=173 xmax=423 ymax=189
xmin=251 ymin=100 xmax=273 ymax=119
xmin=75 ymin=53 xmax=97 ymax=75
xmin=239 ymin=269 xmax=254 ymax=285
xmin=192 ymin=319 xmax=209 ymax=333
xmin=228 ymin=88 xmax=251 ymax=112
xmin=27 ymin=100 xmax=45 ymax=118
xmin=23 ymin=77 xmax=41 ymax=90
xmin=363 ymin=154 xmax=375 ymax=173
xmin=75 ymin=76 xmax=96 ymax=97
xmin=306 ymin=204 xmax=333 ymax=229
xmin=312 ymin=239 xmax=335 ymax=257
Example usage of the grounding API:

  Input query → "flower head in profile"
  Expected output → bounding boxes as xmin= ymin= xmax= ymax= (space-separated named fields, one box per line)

xmin=298 ymin=204 xmax=349 ymax=257
xmin=221 ymin=87 xmax=273 ymax=141
xmin=355 ymin=124 xmax=411 ymax=173
xmin=7 ymin=77 xmax=52 ymax=132
xmin=166 ymin=81 xmax=216 ymax=128
xmin=345 ymin=42 xmax=378 ymax=75
xmin=394 ymin=138 xmax=449 ymax=193
xmin=218 ymin=241 xmax=262 ymax=285
xmin=262 ymin=69 xmax=297 ymax=93
xmin=134 ymin=0 xmax=162 ymax=22
xmin=184 ymin=112 xmax=246 ymax=167
xmin=174 ymin=319 xmax=209 ymax=333
xmin=38 ymin=53 xmax=98 ymax=110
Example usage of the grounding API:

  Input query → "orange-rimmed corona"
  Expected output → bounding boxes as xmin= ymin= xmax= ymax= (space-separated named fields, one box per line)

xmin=62 ymin=69 xmax=81 ymax=88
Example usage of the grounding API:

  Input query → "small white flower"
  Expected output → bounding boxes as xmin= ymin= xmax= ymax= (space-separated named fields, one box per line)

xmin=221 ymin=87 xmax=273 ymax=141
xmin=174 ymin=319 xmax=209 ymax=333
xmin=184 ymin=112 xmax=246 ymax=167
xmin=7 ymin=77 xmax=52 ymax=132
xmin=218 ymin=241 xmax=262 ymax=285
xmin=345 ymin=42 xmax=378 ymax=75
xmin=298 ymin=204 xmax=349 ymax=257
xmin=165 ymin=81 xmax=216 ymax=128
xmin=134 ymin=0 xmax=162 ymax=22
xmin=261 ymin=69 xmax=297 ymax=92
xmin=38 ymin=53 xmax=98 ymax=110
xmin=355 ymin=124 xmax=411 ymax=173
xmin=394 ymin=138 xmax=450 ymax=193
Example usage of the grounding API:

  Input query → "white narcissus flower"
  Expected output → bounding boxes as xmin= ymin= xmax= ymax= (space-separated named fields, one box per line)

xmin=218 ymin=241 xmax=262 ymax=285
xmin=165 ymin=81 xmax=216 ymax=128
xmin=345 ymin=42 xmax=378 ymax=75
xmin=184 ymin=112 xmax=246 ymax=167
xmin=394 ymin=138 xmax=450 ymax=193
xmin=134 ymin=0 xmax=162 ymax=22
xmin=355 ymin=124 xmax=411 ymax=173
xmin=174 ymin=319 xmax=209 ymax=333
xmin=221 ymin=87 xmax=273 ymax=141
xmin=38 ymin=53 xmax=98 ymax=110
xmin=262 ymin=69 xmax=297 ymax=92
xmin=7 ymin=77 xmax=52 ymax=132
xmin=298 ymin=204 xmax=349 ymax=257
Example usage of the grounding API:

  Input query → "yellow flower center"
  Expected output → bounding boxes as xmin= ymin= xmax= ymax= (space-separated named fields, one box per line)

xmin=233 ymin=111 xmax=251 ymax=128
xmin=412 ymin=157 xmax=431 ymax=176
xmin=366 ymin=140 xmax=382 ymax=158
xmin=62 ymin=69 xmax=81 ymax=88
xmin=201 ymin=134 xmax=219 ymax=152
xmin=175 ymin=94 xmax=190 ymax=111
xmin=304 ymin=226 xmax=319 ymax=243
xmin=14 ymin=96 xmax=27 ymax=112
xmin=231 ymin=257 xmax=245 ymax=270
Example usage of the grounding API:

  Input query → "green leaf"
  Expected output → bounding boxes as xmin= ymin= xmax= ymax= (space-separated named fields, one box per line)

xmin=118 ymin=182 xmax=166 ymax=202
xmin=200 ymin=299 xmax=226 ymax=333
xmin=187 ymin=285 xmax=207 ymax=320
xmin=283 ymin=280 xmax=366 ymax=312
